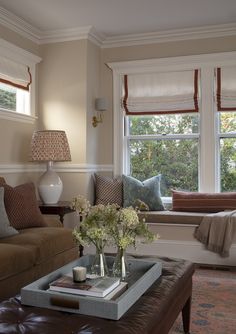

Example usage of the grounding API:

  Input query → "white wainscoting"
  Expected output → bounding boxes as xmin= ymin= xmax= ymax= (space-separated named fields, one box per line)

xmin=84 ymin=241 xmax=236 ymax=267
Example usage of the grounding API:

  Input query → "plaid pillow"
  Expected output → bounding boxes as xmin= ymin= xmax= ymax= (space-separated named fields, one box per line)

xmin=95 ymin=174 xmax=123 ymax=206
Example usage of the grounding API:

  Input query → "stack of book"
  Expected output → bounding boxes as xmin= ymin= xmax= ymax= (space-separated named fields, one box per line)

xmin=49 ymin=274 xmax=128 ymax=300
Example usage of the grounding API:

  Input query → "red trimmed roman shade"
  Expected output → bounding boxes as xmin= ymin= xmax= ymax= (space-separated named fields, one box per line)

xmin=0 ymin=56 xmax=32 ymax=91
xmin=216 ymin=67 xmax=236 ymax=111
xmin=122 ymin=69 xmax=199 ymax=115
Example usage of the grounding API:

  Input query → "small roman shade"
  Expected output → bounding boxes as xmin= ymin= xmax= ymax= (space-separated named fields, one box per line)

xmin=122 ymin=69 xmax=199 ymax=115
xmin=0 ymin=56 xmax=31 ymax=91
xmin=216 ymin=67 xmax=236 ymax=111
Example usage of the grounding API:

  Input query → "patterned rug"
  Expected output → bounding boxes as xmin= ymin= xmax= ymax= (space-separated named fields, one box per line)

xmin=170 ymin=267 xmax=236 ymax=334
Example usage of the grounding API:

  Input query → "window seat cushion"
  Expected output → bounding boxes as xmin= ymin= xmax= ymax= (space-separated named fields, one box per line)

xmin=138 ymin=210 xmax=208 ymax=225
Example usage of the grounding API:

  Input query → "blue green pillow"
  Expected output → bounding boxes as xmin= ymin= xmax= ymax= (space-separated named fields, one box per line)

xmin=122 ymin=175 xmax=165 ymax=211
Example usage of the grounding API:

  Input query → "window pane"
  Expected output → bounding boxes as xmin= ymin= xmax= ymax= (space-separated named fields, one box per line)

xmin=129 ymin=138 xmax=198 ymax=196
xmin=128 ymin=114 xmax=199 ymax=135
xmin=0 ymin=83 xmax=16 ymax=111
xmin=219 ymin=112 xmax=236 ymax=133
xmin=220 ymin=138 xmax=236 ymax=191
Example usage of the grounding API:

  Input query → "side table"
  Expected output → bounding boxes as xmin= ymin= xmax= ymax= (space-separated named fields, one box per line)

xmin=38 ymin=201 xmax=74 ymax=224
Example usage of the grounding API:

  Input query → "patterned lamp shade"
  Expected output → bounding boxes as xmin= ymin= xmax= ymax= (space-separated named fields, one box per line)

xmin=29 ymin=130 xmax=71 ymax=162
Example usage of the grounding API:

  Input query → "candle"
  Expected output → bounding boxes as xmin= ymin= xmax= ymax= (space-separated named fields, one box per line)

xmin=72 ymin=266 xmax=87 ymax=282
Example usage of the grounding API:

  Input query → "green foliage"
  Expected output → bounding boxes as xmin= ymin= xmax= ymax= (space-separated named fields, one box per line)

xmin=0 ymin=88 xmax=16 ymax=111
xmin=129 ymin=112 xmax=236 ymax=194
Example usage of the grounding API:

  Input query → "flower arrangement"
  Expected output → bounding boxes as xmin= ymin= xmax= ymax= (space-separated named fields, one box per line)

xmin=71 ymin=196 xmax=157 ymax=278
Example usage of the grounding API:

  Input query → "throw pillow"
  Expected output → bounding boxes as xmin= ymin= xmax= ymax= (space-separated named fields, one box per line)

xmin=0 ymin=187 xmax=18 ymax=238
xmin=0 ymin=177 xmax=6 ymax=185
xmin=94 ymin=174 xmax=123 ymax=206
xmin=172 ymin=190 xmax=236 ymax=212
xmin=2 ymin=182 xmax=46 ymax=229
xmin=122 ymin=175 xmax=165 ymax=211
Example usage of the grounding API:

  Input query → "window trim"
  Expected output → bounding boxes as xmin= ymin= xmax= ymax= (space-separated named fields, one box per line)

xmin=0 ymin=38 xmax=41 ymax=123
xmin=108 ymin=51 xmax=236 ymax=193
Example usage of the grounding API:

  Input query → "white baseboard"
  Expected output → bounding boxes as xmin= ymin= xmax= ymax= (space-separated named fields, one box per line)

xmin=84 ymin=240 xmax=236 ymax=266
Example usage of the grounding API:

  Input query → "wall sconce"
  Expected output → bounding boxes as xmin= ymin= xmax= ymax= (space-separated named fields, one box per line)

xmin=92 ymin=97 xmax=108 ymax=127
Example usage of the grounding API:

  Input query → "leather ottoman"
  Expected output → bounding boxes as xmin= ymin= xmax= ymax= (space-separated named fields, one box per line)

xmin=0 ymin=256 xmax=194 ymax=334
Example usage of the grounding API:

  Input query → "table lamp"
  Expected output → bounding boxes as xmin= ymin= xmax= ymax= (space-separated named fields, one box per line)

xmin=29 ymin=130 xmax=71 ymax=204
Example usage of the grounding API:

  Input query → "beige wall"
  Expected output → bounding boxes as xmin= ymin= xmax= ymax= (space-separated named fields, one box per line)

xmin=0 ymin=24 xmax=40 ymax=183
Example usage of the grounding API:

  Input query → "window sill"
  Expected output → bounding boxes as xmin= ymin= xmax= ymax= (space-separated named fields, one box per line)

xmin=0 ymin=109 xmax=37 ymax=124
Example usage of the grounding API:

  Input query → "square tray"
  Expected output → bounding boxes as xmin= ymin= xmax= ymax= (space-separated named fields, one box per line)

xmin=21 ymin=255 xmax=162 ymax=320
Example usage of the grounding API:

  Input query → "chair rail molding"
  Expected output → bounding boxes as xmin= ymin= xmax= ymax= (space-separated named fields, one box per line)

xmin=0 ymin=163 xmax=113 ymax=173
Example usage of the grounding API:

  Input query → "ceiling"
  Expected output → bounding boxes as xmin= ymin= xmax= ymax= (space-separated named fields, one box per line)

xmin=0 ymin=0 xmax=236 ymax=45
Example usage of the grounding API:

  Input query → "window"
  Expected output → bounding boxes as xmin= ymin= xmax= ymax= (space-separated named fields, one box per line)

xmin=0 ymin=82 xmax=30 ymax=115
xmin=216 ymin=67 xmax=236 ymax=192
xmin=123 ymin=69 xmax=200 ymax=196
xmin=109 ymin=52 xmax=236 ymax=194
xmin=0 ymin=39 xmax=41 ymax=123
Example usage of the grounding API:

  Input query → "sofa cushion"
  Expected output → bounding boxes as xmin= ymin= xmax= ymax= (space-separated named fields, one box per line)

xmin=139 ymin=210 xmax=207 ymax=225
xmin=0 ymin=188 xmax=18 ymax=238
xmin=0 ymin=227 xmax=77 ymax=264
xmin=0 ymin=243 xmax=36 ymax=281
xmin=95 ymin=173 xmax=123 ymax=206
xmin=2 ymin=182 xmax=46 ymax=229
xmin=172 ymin=190 xmax=236 ymax=212
xmin=123 ymin=175 xmax=165 ymax=211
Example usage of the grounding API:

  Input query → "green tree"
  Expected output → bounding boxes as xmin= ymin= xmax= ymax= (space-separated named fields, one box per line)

xmin=0 ymin=88 xmax=16 ymax=111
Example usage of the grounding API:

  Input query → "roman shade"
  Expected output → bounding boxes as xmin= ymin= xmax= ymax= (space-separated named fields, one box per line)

xmin=0 ymin=56 xmax=31 ymax=91
xmin=216 ymin=67 xmax=236 ymax=111
xmin=122 ymin=69 xmax=199 ymax=115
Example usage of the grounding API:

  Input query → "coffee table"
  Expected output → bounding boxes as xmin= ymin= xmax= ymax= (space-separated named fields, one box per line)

xmin=0 ymin=255 xmax=194 ymax=334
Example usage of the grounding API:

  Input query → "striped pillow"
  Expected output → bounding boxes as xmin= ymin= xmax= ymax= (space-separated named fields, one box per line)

xmin=95 ymin=174 xmax=123 ymax=206
xmin=172 ymin=190 xmax=236 ymax=212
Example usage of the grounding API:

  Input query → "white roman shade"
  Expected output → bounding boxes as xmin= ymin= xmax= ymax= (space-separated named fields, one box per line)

xmin=216 ymin=67 xmax=236 ymax=111
xmin=122 ymin=69 xmax=199 ymax=115
xmin=0 ymin=56 xmax=31 ymax=91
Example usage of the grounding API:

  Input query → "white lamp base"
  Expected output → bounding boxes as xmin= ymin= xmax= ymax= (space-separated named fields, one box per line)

xmin=38 ymin=161 xmax=63 ymax=204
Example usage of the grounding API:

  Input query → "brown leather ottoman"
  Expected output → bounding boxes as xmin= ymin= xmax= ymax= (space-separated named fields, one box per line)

xmin=0 ymin=256 xmax=194 ymax=334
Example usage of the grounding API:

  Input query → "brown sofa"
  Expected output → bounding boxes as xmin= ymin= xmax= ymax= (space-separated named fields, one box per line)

xmin=0 ymin=218 xmax=78 ymax=301
xmin=0 ymin=177 xmax=78 ymax=301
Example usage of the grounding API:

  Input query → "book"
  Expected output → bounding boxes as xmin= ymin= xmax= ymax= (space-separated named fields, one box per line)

xmin=49 ymin=275 xmax=120 ymax=298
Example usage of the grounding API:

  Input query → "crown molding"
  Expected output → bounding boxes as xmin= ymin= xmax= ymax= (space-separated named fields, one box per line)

xmin=0 ymin=6 xmax=40 ymax=43
xmin=0 ymin=5 xmax=236 ymax=47
xmin=38 ymin=26 xmax=105 ymax=46
xmin=102 ymin=23 xmax=236 ymax=48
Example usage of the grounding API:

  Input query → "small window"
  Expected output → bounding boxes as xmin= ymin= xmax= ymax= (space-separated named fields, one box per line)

xmin=0 ymin=39 xmax=41 ymax=122
xmin=0 ymin=82 xmax=30 ymax=115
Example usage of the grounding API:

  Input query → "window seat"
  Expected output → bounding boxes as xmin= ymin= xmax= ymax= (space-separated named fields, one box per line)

xmin=136 ymin=210 xmax=236 ymax=267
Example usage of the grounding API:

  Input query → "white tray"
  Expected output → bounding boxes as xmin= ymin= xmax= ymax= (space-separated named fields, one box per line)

xmin=21 ymin=254 xmax=162 ymax=320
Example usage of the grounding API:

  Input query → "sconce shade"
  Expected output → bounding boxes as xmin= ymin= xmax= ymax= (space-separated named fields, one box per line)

xmin=29 ymin=130 xmax=71 ymax=162
xmin=95 ymin=97 xmax=108 ymax=111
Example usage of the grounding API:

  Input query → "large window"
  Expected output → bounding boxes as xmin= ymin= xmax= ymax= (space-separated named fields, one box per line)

xmin=109 ymin=53 xmax=236 ymax=195
xmin=126 ymin=114 xmax=199 ymax=196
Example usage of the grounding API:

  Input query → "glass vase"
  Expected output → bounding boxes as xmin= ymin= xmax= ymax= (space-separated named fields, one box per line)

xmin=112 ymin=247 xmax=128 ymax=280
xmin=91 ymin=248 xmax=108 ymax=277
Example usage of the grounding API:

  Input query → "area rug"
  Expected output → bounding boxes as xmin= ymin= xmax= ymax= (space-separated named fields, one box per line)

xmin=170 ymin=267 xmax=236 ymax=334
